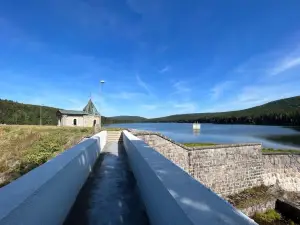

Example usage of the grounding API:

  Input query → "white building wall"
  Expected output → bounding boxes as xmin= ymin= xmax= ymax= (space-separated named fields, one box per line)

xmin=83 ymin=115 xmax=100 ymax=127
xmin=59 ymin=115 xmax=101 ymax=127
xmin=61 ymin=116 xmax=84 ymax=127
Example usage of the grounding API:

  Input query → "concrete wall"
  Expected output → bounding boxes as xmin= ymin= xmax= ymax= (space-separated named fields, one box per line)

xmin=123 ymin=131 xmax=257 ymax=225
xmin=136 ymin=132 xmax=262 ymax=196
xmin=0 ymin=131 xmax=107 ymax=225
xmin=263 ymin=153 xmax=300 ymax=192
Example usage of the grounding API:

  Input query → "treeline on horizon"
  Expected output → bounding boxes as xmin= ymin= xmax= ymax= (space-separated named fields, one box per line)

xmin=0 ymin=99 xmax=112 ymax=125
xmin=1 ymin=96 xmax=300 ymax=126
xmin=147 ymin=96 xmax=300 ymax=125
xmin=147 ymin=111 xmax=300 ymax=125
xmin=111 ymin=96 xmax=300 ymax=126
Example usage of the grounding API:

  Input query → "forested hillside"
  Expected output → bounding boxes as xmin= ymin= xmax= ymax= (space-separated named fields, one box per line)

xmin=108 ymin=116 xmax=146 ymax=123
xmin=0 ymin=99 xmax=111 ymax=125
xmin=1 ymin=96 xmax=300 ymax=126
xmin=149 ymin=96 xmax=300 ymax=125
xmin=0 ymin=99 xmax=58 ymax=125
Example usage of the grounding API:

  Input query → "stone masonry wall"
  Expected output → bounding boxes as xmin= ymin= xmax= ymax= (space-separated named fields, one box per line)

xmin=263 ymin=153 xmax=300 ymax=192
xmin=189 ymin=144 xmax=263 ymax=196
xmin=135 ymin=131 xmax=263 ymax=196
xmin=137 ymin=134 xmax=190 ymax=173
xmin=240 ymin=199 xmax=277 ymax=217
xmin=134 ymin=131 xmax=300 ymax=196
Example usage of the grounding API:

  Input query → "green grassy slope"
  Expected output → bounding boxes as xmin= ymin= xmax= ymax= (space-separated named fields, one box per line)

xmin=0 ymin=125 xmax=93 ymax=187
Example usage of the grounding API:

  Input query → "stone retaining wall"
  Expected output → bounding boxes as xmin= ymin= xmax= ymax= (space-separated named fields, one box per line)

xmin=135 ymin=131 xmax=300 ymax=195
xmin=135 ymin=132 xmax=263 ymax=196
xmin=123 ymin=131 xmax=257 ymax=225
xmin=137 ymin=134 xmax=189 ymax=172
xmin=240 ymin=199 xmax=277 ymax=217
xmin=189 ymin=145 xmax=263 ymax=196
xmin=263 ymin=153 xmax=300 ymax=192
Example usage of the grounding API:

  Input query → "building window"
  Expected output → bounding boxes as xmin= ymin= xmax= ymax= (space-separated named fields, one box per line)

xmin=93 ymin=120 xmax=97 ymax=126
xmin=73 ymin=119 xmax=77 ymax=126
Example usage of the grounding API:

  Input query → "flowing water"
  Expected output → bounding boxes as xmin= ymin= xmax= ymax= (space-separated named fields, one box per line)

xmin=106 ymin=123 xmax=300 ymax=150
xmin=64 ymin=142 xmax=149 ymax=225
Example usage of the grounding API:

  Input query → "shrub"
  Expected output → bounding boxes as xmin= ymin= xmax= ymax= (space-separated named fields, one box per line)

xmin=253 ymin=209 xmax=281 ymax=224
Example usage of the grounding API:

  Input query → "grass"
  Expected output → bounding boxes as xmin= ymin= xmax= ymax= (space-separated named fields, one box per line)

xmin=183 ymin=142 xmax=300 ymax=153
xmin=252 ymin=209 xmax=297 ymax=225
xmin=227 ymin=185 xmax=273 ymax=209
xmin=182 ymin=142 xmax=216 ymax=147
xmin=262 ymin=148 xmax=300 ymax=154
xmin=228 ymin=185 xmax=299 ymax=225
xmin=0 ymin=125 xmax=93 ymax=187
xmin=253 ymin=209 xmax=281 ymax=224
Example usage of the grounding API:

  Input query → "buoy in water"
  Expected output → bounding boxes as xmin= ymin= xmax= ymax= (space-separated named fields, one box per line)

xmin=193 ymin=122 xmax=201 ymax=130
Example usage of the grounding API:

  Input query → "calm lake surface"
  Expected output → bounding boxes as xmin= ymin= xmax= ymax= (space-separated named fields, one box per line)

xmin=106 ymin=123 xmax=300 ymax=150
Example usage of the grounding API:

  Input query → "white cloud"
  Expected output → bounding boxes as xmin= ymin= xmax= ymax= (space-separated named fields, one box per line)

xmin=207 ymin=81 xmax=300 ymax=112
xmin=232 ymin=42 xmax=300 ymax=78
xmin=210 ymin=81 xmax=234 ymax=100
xmin=109 ymin=91 xmax=144 ymax=100
xmin=157 ymin=45 xmax=168 ymax=53
xmin=205 ymin=41 xmax=300 ymax=112
xmin=172 ymin=102 xmax=197 ymax=113
xmin=126 ymin=0 xmax=160 ymax=16
xmin=141 ymin=104 xmax=158 ymax=110
xmin=159 ymin=65 xmax=170 ymax=73
xmin=136 ymin=74 xmax=153 ymax=96
xmin=172 ymin=81 xmax=191 ymax=94
xmin=270 ymin=57 xmax=300 ymax=76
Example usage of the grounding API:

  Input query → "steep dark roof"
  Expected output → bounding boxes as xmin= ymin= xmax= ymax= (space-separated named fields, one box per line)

xmin=57 ymin=110 xmax=88 ymax=115
xmin=57 ymin=99 xmax=100 ymax=116
xmin=83 ymin=99 xmax=100 ymax=115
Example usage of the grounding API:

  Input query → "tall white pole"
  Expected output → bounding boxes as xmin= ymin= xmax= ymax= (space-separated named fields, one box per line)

xmin=100 ymin=80 xmax=105 ymax=128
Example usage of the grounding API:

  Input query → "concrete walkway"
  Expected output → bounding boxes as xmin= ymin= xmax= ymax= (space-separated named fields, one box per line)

xmin=64 ymin=142 xmax=149 ymax=225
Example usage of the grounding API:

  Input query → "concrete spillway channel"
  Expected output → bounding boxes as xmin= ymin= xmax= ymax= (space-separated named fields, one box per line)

xmin=64 ymin=142 xmax=149 ymax=225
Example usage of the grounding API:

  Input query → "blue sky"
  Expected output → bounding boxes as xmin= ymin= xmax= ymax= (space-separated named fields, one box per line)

xmin=0 ymin=0 xmax=300 ymax=118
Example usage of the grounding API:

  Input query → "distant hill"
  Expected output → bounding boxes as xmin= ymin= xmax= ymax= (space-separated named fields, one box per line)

xmin=0 ymin=99 xmax=111 ymax=125
xmin=109 ymin=116 xmax=146 ymax=121
xmin=148 ymin=96 xmax=300 ymax=125
xmin=1 ymin=96 xmax=300 ymax=126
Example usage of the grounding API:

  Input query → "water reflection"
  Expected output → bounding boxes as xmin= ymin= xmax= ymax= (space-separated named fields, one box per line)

xmin=106 ymin=123 xmax=300 ymax=150
xmin=193 ymin=129 xmax=200 ymax=136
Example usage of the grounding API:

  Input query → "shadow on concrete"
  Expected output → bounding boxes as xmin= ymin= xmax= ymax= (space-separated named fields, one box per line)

xmin=64 ymin=142 xmax=149 ymax=225
xmin=129 ymin=139 xmax=257 ymax=225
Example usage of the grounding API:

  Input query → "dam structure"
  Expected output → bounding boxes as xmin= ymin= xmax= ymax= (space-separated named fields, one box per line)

xmin=1 ymin=129 xmax=299 ymax=225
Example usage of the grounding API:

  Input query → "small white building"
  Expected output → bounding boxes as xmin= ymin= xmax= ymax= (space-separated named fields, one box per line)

xmin=56 ymin=99 xmax=101 ymax=127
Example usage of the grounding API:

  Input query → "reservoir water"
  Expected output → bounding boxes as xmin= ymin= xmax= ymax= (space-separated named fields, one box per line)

xmin=106 ymin=123 xmax=300 ymax=150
